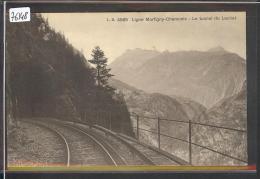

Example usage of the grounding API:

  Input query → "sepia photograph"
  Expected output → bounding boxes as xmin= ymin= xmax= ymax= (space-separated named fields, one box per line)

xmin=6 ymin=11 xmax=248 ymax=170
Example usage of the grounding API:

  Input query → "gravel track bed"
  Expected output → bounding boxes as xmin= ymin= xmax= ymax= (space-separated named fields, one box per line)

xmin=118 ymin=137 xmax=179 ymax=165
xmin=38 ymin=121 xmax=113 ymax=166
xmin=8 ymin=121 xmax=67 ymax=167
xmin=63 ymin=121 xmax=179 ymax=165
xmin=69 ymin=122 xmax=149 ymax=165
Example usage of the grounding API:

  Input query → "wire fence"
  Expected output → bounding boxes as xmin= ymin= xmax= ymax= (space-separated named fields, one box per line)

xmin=130 ymin=113 xmax=247 ymax=165
xmin=51 ymin=109 xmax=247 ymax=165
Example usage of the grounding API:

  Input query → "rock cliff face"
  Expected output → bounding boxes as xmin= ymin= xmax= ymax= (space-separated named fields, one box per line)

xmin=110 ymin=77 xmax=247 ymax=165
xmin=110 ymin=48 xmax=246 ymax=108
xmin=191 ymin=81 xmax=247 ymax=165
xmin=109 ymin=78 xmax=206 ymax=161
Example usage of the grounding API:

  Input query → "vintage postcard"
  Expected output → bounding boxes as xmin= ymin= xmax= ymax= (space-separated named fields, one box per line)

xmin=6 ymin=11 xmax=249 ymax=171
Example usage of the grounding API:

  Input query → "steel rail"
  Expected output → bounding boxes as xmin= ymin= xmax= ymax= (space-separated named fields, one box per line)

xmin=59 ymin=123 xmax=119 ymax=166
xmin=32 ymin=118 xmax=248 ymax=165
xmin=93 ymin=125 xmax=156 ymax=165
xmin=118 ymin=133 xmax=189 ymax=165
xmin=22 ymin=120 xmax=71 ymax=166
xmin=53 ymin=119 xmax=155 ymax=165
xmin=92 ymin=124 xmax=187 ymax=165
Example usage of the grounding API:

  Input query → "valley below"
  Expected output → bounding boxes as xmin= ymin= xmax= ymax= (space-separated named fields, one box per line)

xmin=109 ymin=48 xmax=247 ymax=165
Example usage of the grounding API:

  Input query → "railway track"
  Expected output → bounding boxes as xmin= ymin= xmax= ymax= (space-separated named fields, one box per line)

xmin=58 ymin=120 xmax=186 ymax=165
xmin=24 ymin=119 xmax=125 ymax=166
xmin=18 ymin=120 xmax=70 ymax=166
xmin=117 ymin=133 xmax=189 ymax=165
xmin=64 ymin=121 xmax=155 ymax=165
xmin=22 ymin=118 xmax=188 ymax=166
xmin=92 ymin=125 xmax=188 ymax=165
xmin=59 ymin=123 xmax=126 ymax=166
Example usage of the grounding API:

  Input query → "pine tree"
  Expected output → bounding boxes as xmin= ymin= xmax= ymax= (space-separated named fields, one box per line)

xmin=88 ymin=46 xmax=115 ymax=94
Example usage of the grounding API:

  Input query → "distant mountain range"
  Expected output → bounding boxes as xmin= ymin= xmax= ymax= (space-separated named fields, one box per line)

xmin=109 ymin=47 xmax=246 ymax=108
xmin=109 ymin=47 xmax=247 ymax=165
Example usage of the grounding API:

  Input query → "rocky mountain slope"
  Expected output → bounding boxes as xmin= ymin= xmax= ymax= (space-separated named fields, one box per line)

xmin=109 ymin=78 xmax=206 ymax=161
xmin=110 ymin=48 xmax=246 ymax=108
xmin=110 ymin=78 xmax=205 ymax=121
xmin=110 ymin=48 xmax=160 ymax=83
xmin=192 ymin=81 xmax=247 ymax=165
xmin=110 ymin=58 xmax=247 ymax=165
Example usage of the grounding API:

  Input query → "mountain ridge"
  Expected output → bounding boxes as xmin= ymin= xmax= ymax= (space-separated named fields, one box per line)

xmin=109 ymin=78 xmax=206 ymax=121
xmin=110 ymin=47 xmax=246 ymax=108
xmin=109 ymin=77 xmax=247 ymax=165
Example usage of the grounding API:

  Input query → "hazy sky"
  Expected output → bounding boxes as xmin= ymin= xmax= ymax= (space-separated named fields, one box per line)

xmin=42 ymin=12 xmax=246 ymax=64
